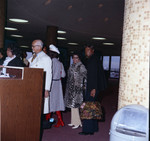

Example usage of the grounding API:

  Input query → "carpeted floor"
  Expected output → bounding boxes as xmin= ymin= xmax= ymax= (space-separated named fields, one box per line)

xmin=42 ymin=79 xmax=119 ymax=141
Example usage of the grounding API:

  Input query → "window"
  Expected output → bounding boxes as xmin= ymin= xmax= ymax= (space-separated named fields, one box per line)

xmin=110 ymin=56 xmax=120 ymax=78
xmin=103 ymin=56 xmax=109 ymax=71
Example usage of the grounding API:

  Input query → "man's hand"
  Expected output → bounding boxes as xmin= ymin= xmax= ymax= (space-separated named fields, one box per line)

xmin=45 ymin=90 xmax=49 ymax=98
xmin=90 ymin=89 xmax=96 ymax=97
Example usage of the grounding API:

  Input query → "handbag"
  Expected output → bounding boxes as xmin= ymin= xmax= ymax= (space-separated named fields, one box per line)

xmin=43 ymin=97 xmax=50 ymax=114
xmin=80 ymin=101 xmax=102 ymax=120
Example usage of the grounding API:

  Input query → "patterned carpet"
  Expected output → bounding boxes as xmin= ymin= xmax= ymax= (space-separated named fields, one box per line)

xmin=42 ymin=79 xmax=119 ymax=141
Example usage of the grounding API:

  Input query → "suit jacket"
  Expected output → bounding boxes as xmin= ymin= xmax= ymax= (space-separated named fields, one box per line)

xmin=0 ymin=58 xmax=4 ymax=65
xmin=28 ymin=51 xmax=52 ymax=91
xmin=7 ymin=57 xmax=24 ymax=67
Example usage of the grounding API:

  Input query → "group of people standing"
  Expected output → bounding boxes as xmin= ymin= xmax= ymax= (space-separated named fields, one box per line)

xmin=0 ymin=39 xmax=106 ymax=136
xmin=28 ymin=40 xmax=66 ymax=128
xmin=65 ymin=45 xmax=106 ymax=135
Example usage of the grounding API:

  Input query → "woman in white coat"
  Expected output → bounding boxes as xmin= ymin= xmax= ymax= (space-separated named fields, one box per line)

xmin=45 ymin=44 xmax=66 ymax=128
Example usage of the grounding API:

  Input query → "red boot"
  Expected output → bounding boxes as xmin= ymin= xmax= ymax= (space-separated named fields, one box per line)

xmin=45 ymin=113 xmax=51 ymax=121
xmin=54 ymin=111 xmax=64 ymax=127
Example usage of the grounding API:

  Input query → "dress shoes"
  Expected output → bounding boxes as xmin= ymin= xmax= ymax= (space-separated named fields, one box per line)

xmin=78 ymin=132 xmax=94 ymax=135
xmin=68 ymin=123 xmax=73 ymax=126
xmin=72 ymin=124 xmax=82 ymax=129
xmin=42 ymin=120 xmax=55 ymax=129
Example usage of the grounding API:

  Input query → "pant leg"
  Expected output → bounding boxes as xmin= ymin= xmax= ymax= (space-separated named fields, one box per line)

xmin=71 ymin=108 xmax=73 ymax=124
xmin=82 ymin=119 xmax=98 ymax=133
xmin=82 ymin=90 xmax=99 ymax=133
xmin=72 ymin=108 xmax=82 ymax=126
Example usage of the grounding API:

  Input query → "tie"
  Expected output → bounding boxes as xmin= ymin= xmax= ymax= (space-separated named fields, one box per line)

xmin=31 ymin=53 xmax=37 ymax=62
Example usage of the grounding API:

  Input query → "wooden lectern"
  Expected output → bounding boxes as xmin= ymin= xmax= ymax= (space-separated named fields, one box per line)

xmin=0 ymin=67 xmax=44 ymax=141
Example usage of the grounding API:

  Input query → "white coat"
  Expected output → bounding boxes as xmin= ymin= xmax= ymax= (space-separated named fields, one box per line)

xmin=28 ymin=51 xmax=52 ymax=113
xmin=50 ymin=58 xmax=66 ymax=112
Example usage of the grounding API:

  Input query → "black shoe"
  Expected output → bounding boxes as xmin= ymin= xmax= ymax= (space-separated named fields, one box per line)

xmin=42 ymin=120 xmax=55 ymax=129
xmin=78 ymin=132 xmax=94 ymax=135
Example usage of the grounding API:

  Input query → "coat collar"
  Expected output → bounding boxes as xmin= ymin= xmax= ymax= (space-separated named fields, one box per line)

xmin=72 ymin=61 xmax=82 ymax=68
xmin=36 ymin=51 xmax=45 ymax=57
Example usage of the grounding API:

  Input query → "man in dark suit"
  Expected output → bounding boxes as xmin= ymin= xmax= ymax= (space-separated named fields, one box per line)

xmin=79 ymin=45 xmax=107 ymax=135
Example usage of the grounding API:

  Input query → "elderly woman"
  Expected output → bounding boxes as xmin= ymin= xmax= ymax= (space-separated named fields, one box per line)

xmin=65 ymin=52 xmax=87 ymax=129
xmin=1 ymin=46 xmax=23 ymax=74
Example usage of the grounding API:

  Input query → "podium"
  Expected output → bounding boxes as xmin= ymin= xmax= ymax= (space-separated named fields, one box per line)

xmin=0 ymin=67 xmax=44 ymax=141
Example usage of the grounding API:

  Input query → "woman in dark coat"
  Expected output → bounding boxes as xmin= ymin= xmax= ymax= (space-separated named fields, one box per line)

xmin=2 ymin=46 xmax=23 ymax=74
xmin=79 ymin=45 xmax=107 ymax=135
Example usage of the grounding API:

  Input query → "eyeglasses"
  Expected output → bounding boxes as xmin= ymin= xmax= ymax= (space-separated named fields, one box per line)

xmin=32 ymin=45 xmax=41 ymax=48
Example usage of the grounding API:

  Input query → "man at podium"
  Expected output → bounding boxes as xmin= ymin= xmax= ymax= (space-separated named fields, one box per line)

xmin=28 ymin=39 xmax=52 ymax=120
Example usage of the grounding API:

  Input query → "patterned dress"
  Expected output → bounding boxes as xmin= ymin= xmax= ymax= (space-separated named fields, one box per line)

xmin=65 ymin=61 xmax=87 ymax=108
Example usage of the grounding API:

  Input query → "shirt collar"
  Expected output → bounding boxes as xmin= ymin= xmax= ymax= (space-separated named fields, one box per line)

xmin=36 ymin=51 xmax=43 ymax=57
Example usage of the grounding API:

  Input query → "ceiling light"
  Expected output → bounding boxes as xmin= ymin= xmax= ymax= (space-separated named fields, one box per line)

xmin=57 ymin=37 xmax=66 ymax=40
xmin=5 ymin=27 xmax=17 ymax=31
xmin=104 ymin=17 xmax=109 ymax=22
xmin=68 ymin=43 xmax=78 ymax=45
xmin=57 ymin=30 xmax=66 ymax=34
xmin=92 ymin=37 xmax=106 ymax=40
xmin=44 ymin=0 xmax=52 ymax=5
xmin=67 ymin=5 xmax=72 ymax=10
xmin=11 ymin=34 xmax=23 ymax=38
xmin=103 ymin=43 xmax=114 ymax=45
xmin=20 ymin=45 xmax=29 ymax=48
xmin=78 ymin=18 xmax=83 ymax=22
xmin=98 ymin=4 xmax=103 ymax=8
xmin=9 ymin=18 xmax=28 ymax=23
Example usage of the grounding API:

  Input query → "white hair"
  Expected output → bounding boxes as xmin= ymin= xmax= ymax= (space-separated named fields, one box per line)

xmin=34 ymin=40 xmax=43 ymax=48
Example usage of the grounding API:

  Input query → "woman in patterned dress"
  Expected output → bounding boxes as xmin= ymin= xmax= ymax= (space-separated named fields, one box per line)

xmin=65 ymin=53 xmax=87 ymax=129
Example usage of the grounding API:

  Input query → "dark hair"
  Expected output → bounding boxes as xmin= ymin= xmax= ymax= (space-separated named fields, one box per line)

xmin=84 ymin=44 xmax=95 ymax=50
xmin=49 ymin=50 xmax=59 ymax=58
xmin=22 ymin=51 xmax=27 ymax=58
xmin=42 ymin=45 xmax=48 ymax=54
xmin=7 ymin=46 xmax=16 ymax=55
xmin=7 ymin=46 xmax=22 ymax=57
xmin=72 ymin=52 xmax=81 ymax=60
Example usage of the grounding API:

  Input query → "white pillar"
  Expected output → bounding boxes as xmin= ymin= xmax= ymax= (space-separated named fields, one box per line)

xmin=118 ymin=0 xmax=150 ymax=109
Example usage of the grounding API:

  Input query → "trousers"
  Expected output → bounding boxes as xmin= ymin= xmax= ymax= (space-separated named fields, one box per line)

xmin=71 ymin=108 xmax=82 ymax=126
